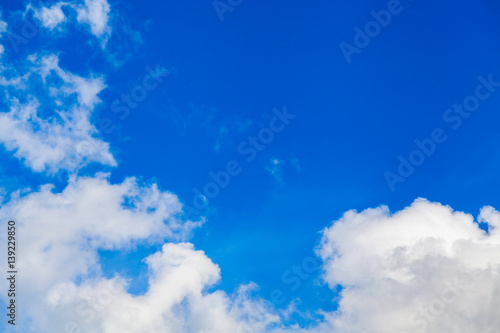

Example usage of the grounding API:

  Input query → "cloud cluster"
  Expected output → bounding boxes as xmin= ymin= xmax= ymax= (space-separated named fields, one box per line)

xmin=28 ymin=0 xmax=111 ymax=39
xmin=37 ymin=243 xmax=280 ymax=333
xmin=2 ymin=1 xmax=499 ymax=332
xmin=75 ymin=0 xmax=111 ymax=39
xmin=33 ymin=2 xmax=67 ymax=30
xmin=317 ymin=199 xmax=500 ymax=332
xmin=0 ymin=54 xmax=115 ymax=173
xmin=8 ymin=182 xmax=500 ymax=333
xmin=0 ymin=0 xmax=136 ymax=173
xmin=0 ymin=3 xmax=289 ymax=333
xmin=0 ymin=174 xmax=200 ymax=290
xmin=0 ymin=173 xmax=284 ymax=333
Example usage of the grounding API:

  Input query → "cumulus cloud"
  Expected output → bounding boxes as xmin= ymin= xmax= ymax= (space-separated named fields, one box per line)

xmin=317 ymin=199 xmax=500 ymax=333
xmin=0 ymin=54 xmax=115 ymax=173
xmin=11 ymin=195 xmax=500 ymax=333
xmin=0 ymin=3 xmax=283 ymax=333
xmin=0 ymin=174 xmax=287 ymax=332
xmin=2 ymin=2 xmax=497 ymax=332
xmin=76 ymin=0 xmax=111 ymax=39
xmin=25 ymin=243 xmax=279 ymax=333
xmin=33 ymin=2 xmax=67 ymax=30
xmin=0 ymin=174 xmax=201 ymax=291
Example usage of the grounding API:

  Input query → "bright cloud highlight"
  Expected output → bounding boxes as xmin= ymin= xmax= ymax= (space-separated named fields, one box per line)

xmin=317 ymin=199 xmax=500 ymax=332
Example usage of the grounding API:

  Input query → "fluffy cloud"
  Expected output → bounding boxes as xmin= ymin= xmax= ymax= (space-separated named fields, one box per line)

xmin=76 ymin=0 xmax=111 ymax=39
xmin=0 ymin=174 xmax=286 ymax=332
xmin=0 ymin=174 xmax=201 ymax=291
xmin=11 ymin=196 xmax=500 ymax=333
xmin=26 ymin=0 xmax=111 ymax=40
xmin=25 ymin=243 xmax=279 ymax=333
xmin=0 ymin=54 xmax=115 ymax=173
xmin=3 ymin=2 xmax=498 ymax=332
xmin=0 ymin=2 xmax=279 ymax=332
xmin=317 ymin=199 xmax=500 ymax=333
xmin=33 ymin=2 xmax=67 ymax=30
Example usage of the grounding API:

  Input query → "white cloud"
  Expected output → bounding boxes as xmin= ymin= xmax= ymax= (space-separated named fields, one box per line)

xmin=0 ymin=3 xmax=280 ymax=332
xmin=0 ymin=174 xmax=201 ymax=292
xmin=0 ymin=175 xmax=286 ymax=332
xmin=33 ymin=2 xmax=67 ymax=30
xmin=3 ymin=89 xmax=499 ymax=332
xmin=3 ymin=2 xmax=498 ymax=332
xmin=27 ymin=244 xmax=278 ymax=333
xmin=0 ymin=54 xmax=115 ymax=173
xmin=317 ymin=199 xmax=500 ymax=333
xmin=76 ymin=0 xmax=111 ymax=39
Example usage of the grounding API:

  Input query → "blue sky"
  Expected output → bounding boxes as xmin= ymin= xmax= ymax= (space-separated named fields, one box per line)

xmin=1 ymin=0 xmax=500 ymax=332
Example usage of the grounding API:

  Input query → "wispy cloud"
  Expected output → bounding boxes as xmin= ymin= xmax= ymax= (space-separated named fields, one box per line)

xmin=0 ymin=53 xmax=115 ymax=173
xmin=265 ymin=156 xmax=301 ymax=183
xmin=32 ymin=2 xmax=67 ymax=30
xmin=265 ymin=157 xmax=283 ymax=183
xmin=75 ymin=0 xmax=111 ymax=41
